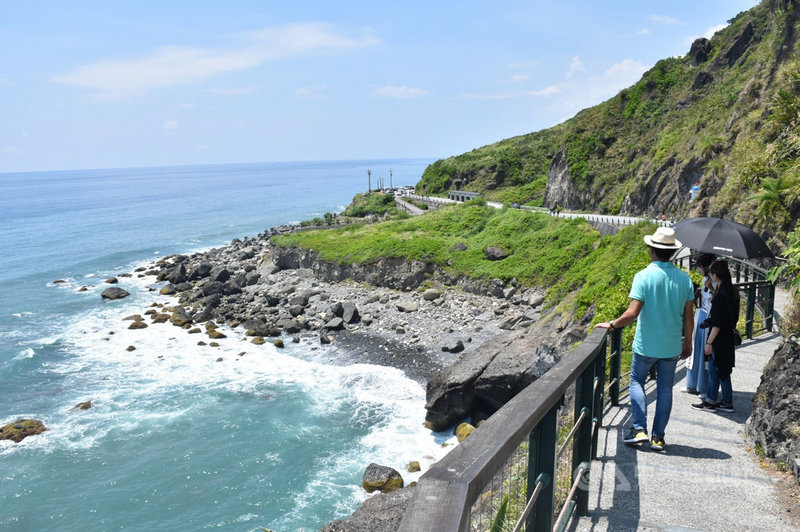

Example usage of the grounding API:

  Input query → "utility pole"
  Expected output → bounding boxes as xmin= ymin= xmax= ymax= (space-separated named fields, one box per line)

xmin=390 ymin=169 xmax=393 ymax=190
xmin=368 ymin=169 xmax=372 ymax=193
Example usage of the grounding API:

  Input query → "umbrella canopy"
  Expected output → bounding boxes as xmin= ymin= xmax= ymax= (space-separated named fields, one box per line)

xmin=672 ymin=217 xmax=774 ymax=259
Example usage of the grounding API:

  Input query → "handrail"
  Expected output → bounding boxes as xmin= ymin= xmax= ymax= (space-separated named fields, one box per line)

xmin=398 ymin=328 xmax=613 ymax=531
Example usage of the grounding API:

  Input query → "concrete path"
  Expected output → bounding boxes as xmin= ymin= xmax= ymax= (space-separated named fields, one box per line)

xmin=569 ymin=332 xmax=799 ymax=531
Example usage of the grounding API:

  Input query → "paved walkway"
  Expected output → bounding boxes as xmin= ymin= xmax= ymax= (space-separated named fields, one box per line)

xmin=569 ymin=331 xmax=799 ymax=531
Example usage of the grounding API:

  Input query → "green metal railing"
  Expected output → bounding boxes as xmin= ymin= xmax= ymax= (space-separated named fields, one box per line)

xmin=398 ymin=327 xmax=623 ymax=532
xmin=673 ymin=254 xmax=776 ymax=338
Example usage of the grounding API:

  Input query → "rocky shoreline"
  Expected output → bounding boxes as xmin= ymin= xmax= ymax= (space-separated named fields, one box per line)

xmin=103 ymin=224 xmax=592 ymax=530
xmin=114 ymin=221 xmax=594 ymax=433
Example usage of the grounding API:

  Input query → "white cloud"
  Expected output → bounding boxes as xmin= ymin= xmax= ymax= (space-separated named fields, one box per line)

xmin=605 ymin=59 xmax=647 ymax=80
xmin=636 ymin=28 xmax=651 ymax=35
xmin=52 ymin=22 xmax=377 ymax=96
xmin=498 ymin=74 xmax=530 ymax=84
xmin=179 ymin=102 xmax=196 ymax=110
xmin=567 ymin=56 xmax=585 ymax=77
xmin=2 ymin=145 xmax=20 ymax=153
xmin=373 ymin=85 xmax=428 ymax=98
xmin=163 ymin=119 xmax=179 ymax=132
xmin=702 ymin=24 xmax=727 ymax=40
xmin=462 ymin=85 xmax=560 ymax=100
xmin=0 ymin=78 xmax=10 ymax=86
xmin=649 ymin=14 xmax=683 ymax=25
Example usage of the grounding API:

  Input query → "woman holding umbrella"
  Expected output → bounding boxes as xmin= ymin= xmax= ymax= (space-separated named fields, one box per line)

xmin=692 ymin=260 xmax=740 ymax=413
xmin=682 ymin=254 xmax=716 ymax=398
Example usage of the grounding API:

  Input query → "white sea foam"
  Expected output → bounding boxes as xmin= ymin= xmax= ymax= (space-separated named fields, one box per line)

xmin=15 ymin=262 xmax=456 ymax=528
xmin=15 ymin=348 xmax=35 ymax=360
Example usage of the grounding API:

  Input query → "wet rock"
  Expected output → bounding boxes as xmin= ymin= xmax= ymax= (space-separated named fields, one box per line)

xmin=362 ymin=463 xmax=404 ymax=493
xmin=0 ymin=419 xmax=47 ymax=443
xmin=105 ymin=277 xmax=119 ymax=284
xmin=160 ymin=284 xmax=176 ymax=295
xmin=71 ymin=401 xmax=92 ymax=411
xmin=101 ymin=287 xmax=130 ymax=300
xmin=407 ymin=461 xmax=421 ymax=473
xmin=128 ymin=320 xmax=148 ymax=330
xmin=273 ymin=339 xmax=284 ymax=348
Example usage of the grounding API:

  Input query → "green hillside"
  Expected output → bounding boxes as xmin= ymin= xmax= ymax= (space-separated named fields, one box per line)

xmin=416 ymin=1 xmax=800 ymax=249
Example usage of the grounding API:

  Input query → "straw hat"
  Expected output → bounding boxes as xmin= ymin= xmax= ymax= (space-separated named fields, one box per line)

xmin=643 ymin=227 xmax=682 ymax=249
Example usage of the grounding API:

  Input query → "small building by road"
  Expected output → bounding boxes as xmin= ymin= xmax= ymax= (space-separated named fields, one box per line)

xmin=447 ymin=190 xmax=482 ymax=202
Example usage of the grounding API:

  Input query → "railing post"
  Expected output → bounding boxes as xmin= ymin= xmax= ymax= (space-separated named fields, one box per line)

xmin=610 ymin=328 xmax=622 ymax=406
xmin=528 ymin=404 xmax=558 ymax=531
xmin=593 ymin=342 xmax=606 ymax=459
xmin=766 ymin=282 xmax=775 ymax=332
xmin=573 ymin=365 xmax=594 ymax=516
xmin=746 ymin=284 xmax=756 ymax=339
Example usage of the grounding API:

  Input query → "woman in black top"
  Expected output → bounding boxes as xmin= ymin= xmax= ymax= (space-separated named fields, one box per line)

xmin=693 ymin=260 xmax=739 ymax=413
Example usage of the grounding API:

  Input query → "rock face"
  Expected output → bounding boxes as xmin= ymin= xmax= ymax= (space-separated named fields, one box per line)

xmin=689 ymin=37 xmax=711 ymax=66
xmin=747 ymin=340 xmax=800 ymax=465
xmin=322 ymin=486 xmax=414 ymax=532
xmin=425 ymin=310 xmax=592 ymax=432
xmin=0 ymin=419 xmax=47 ymax=442
xmin=361 ymin=463 xmax=405 ymax=493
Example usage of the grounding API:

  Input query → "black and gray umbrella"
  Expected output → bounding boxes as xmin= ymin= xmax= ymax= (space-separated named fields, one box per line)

xmin=672 ymin=217 xmax=774 ymax=259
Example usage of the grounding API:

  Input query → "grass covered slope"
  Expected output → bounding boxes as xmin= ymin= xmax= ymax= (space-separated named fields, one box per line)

xmin=272 ymin=203 xmax=654 ymax=323
xmin=415 ymin=2 xmax=800 ymax=246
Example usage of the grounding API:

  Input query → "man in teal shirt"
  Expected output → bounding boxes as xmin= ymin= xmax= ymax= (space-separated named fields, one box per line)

xmin=596 ymin=227 xmax=694 ymax=451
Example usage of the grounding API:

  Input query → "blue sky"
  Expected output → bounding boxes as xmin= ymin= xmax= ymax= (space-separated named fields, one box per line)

xmin=1 ymin=0 xmax=759 ymax=172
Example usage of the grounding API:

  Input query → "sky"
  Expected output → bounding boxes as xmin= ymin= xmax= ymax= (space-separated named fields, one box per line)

xmin=0 ymin=0 xmax=760 ymax=173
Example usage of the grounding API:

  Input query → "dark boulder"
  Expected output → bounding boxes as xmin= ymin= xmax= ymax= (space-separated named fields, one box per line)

xmin=101 ymin=287 xmax=130 ymax=300
xmin=484 ymin=246 xmax=509 ymax=261
xmin=342 ymin=302 xmax=360 ymax=324
xmin=689 ymin=37 xmax=711 ymax=66
xmin=324 ymin=317 xmax=345 ymax=331
xmin=188 ymin=262 xmax=213 ymax=281
xmin=167 ymin=263 xmax=187 ymax=284
xmin=442 ymin=340 xmax=465 ymax=353
xmin=361 ymin=463 xmax=404 ymax=493
xmin=202 ymin=281 xmax=226 ymax=297
xmin=211 ymin=267 xmax=231 ymax=283
xmin=0 ymin=419 xmax=47 ymax=443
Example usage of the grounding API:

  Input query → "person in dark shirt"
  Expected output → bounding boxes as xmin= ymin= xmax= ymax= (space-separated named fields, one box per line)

xmin=692 ymin=260 xmax=739 ymax=413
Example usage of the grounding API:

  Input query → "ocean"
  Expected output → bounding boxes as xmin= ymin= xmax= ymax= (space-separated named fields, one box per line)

xmin=0 ymin=159 xmax=456 ymax=531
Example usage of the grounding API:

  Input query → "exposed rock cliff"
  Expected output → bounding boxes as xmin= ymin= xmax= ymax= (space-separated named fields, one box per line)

xmin=747 ymin=339 xmax=800 ymax=465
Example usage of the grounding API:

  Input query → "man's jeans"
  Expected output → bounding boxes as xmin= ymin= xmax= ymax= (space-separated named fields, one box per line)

xmin=630 ymin=352 xmax=679 ymax=438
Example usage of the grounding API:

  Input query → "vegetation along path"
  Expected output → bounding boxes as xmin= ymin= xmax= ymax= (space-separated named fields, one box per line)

xmin=569 ymin=331 xmax=799 ymax=531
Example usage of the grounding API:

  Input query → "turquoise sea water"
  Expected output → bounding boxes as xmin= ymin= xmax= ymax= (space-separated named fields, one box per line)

xmin=0 ymin=160 xmax=456 ymax=531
